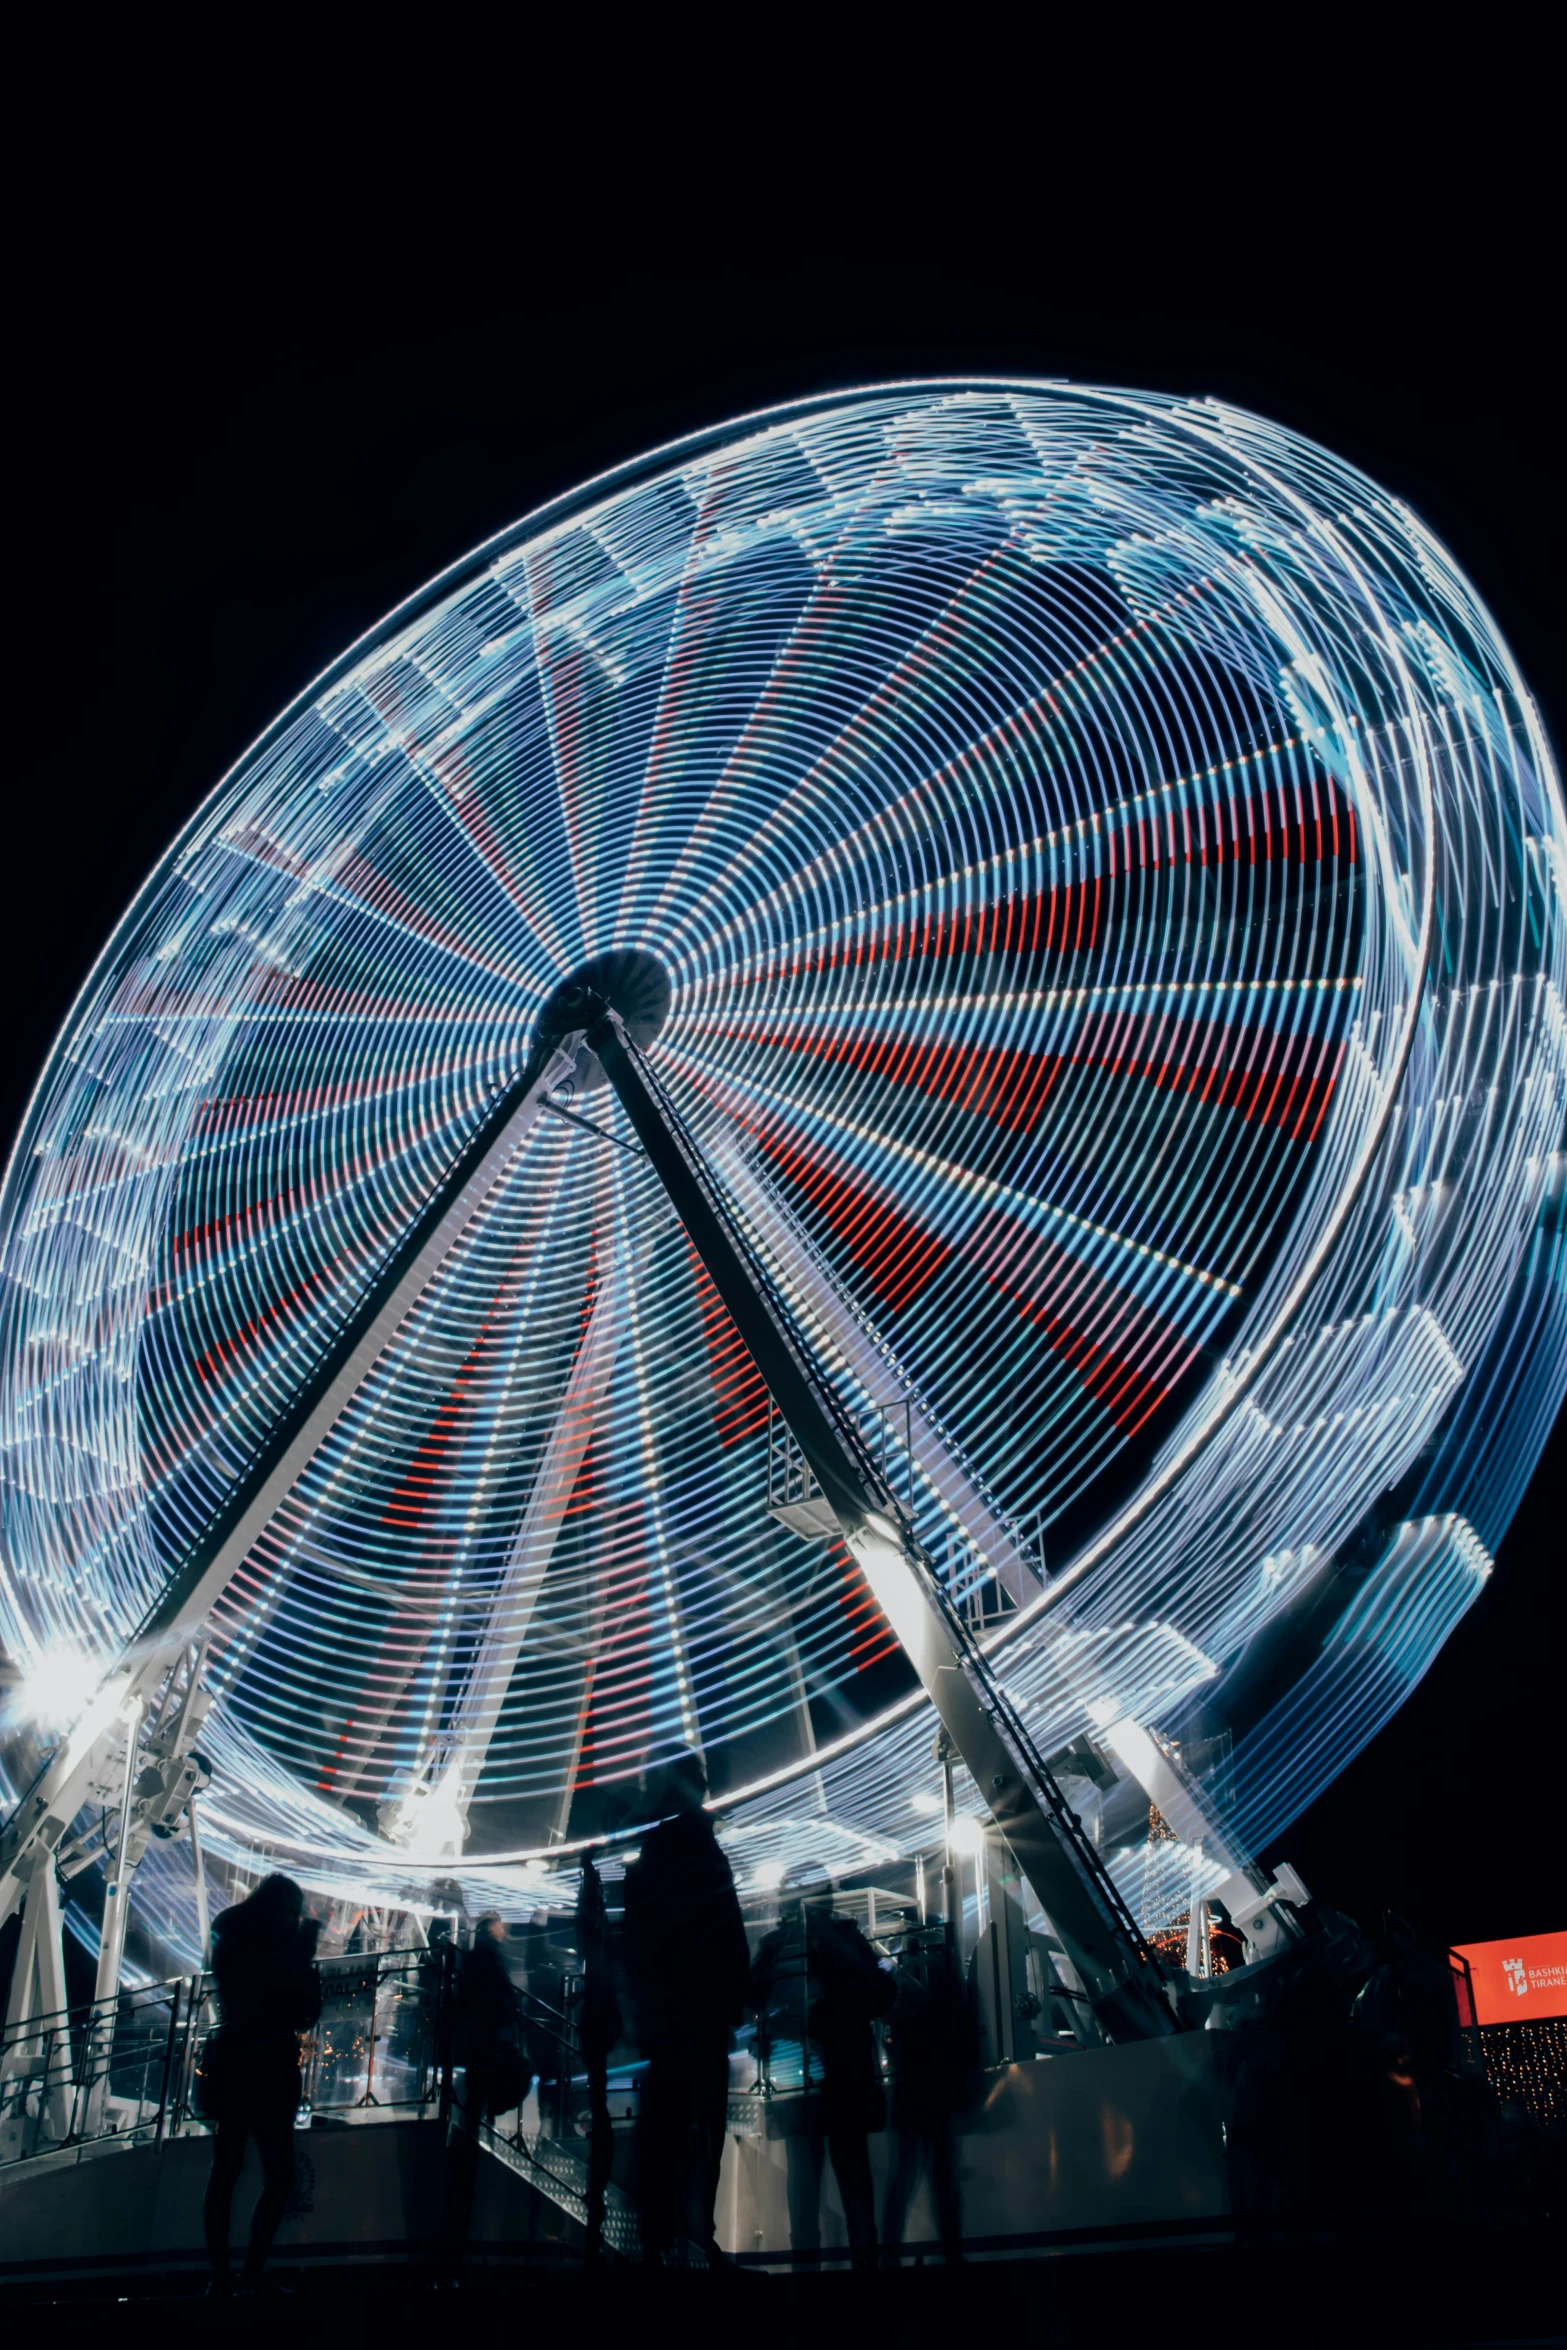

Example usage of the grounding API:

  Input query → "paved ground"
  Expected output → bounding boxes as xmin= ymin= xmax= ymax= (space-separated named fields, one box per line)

xmin=3 ymin=2228 xmax=1563 ymax=2344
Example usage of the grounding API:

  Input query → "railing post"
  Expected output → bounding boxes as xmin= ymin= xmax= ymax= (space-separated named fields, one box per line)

xmin=171 ymin=1975 xmax=200 ymax=2134
xmin=155 ymin=1979 xmax=183 ymax=2146
xmin=363 ymin=1951 xmax=380 ymax=2107
xmin=436 ymin=1941 xmax=455 ymax=2127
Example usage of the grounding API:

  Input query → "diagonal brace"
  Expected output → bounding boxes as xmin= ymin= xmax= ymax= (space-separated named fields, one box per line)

xmin=588 ymin=1006 xmax=1182 ymax=2041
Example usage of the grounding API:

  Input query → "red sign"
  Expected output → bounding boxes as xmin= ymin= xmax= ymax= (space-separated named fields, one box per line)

xmin=1454 ymin=1931 xmax=1567 ymax=2025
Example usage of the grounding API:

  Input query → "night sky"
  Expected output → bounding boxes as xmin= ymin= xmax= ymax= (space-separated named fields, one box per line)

xmin=9 ymin=49 xmax=1560 ymax=1952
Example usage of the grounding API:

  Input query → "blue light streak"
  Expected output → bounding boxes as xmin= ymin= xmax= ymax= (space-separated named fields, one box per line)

xmin=0 ymin=383 xmax=1559 ymax=1933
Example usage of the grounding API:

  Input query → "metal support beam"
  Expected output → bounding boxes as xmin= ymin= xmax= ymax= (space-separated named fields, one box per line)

xmin=589 ymin=1008 xmax=1180 ymax=2040
xmin=976 ymin=1827 xmax=1036 ymax=2066
xmin=92 ymin=1696 xmax=144 ymax=2015
xmin=82 ymin=1699 xmax=145 ymax=2132
xmin=187 ymin=1791 xmax=211 ymax=1966
xmin=1093 ymin=1715 xmax=1294 ymax=1953
xmin=3 ymin=1858 xmax=66 ymax=2034
xmin=714 ymin=1128 xmax=1044 ymax=1605
xmin=1 ymin=1852 xmax=73 ymax=2141
xmin=717 ymin=1129 xmax=1289 ymax=1931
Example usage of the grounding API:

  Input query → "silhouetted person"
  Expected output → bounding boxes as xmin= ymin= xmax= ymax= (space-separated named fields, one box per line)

xmin=576 ymin=1854 xmax=622 ymax=2262
xmin=443 ymin=1912 xmax=526 ymax=2284
xmin=1352 ymin=1914 xmax=1465 ymax=2220
xmin=881 ymin=1922 xmax=972 ymax=2264
xmin=751 ymin=1866 xmax=893 ymax=2273
xmin=457 ymin=1911 xmax=526 ymax=2120
xmin=520 ymin=1907 xmax=571 ymax=2125
xmin=203 ymin=1872 xmax=321 ymax=2297
xmin=622 ymin=1753 xmax=748 ymax=2263
xmin=1355 ymin=1916 xmax=1461 ymax=2079
xmin=1225 ymin=1911 xmax=1373 ymax=2226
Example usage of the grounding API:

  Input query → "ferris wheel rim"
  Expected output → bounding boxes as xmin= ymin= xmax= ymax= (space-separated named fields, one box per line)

xmin=4 ymin=375 xmax=1559 ymax=1920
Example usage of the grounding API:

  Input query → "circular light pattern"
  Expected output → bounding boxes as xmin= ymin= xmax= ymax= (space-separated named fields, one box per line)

xmin=1 ymin=383 xmax=1562 ymax=1931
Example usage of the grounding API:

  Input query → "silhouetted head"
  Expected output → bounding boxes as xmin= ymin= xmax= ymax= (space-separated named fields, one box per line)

xmin=249 ymin=1872 xmax=304 ymax=1925
xmin=475 ymin=1910 xmax=506 ymax=1943
xmin=780 ymin=1859 xmax=833 ymax=1919
xmin=218 ymin=1871 xmax=306 ymax=1948
xmin=638 ymin=1750 xmax=708 ymax=1820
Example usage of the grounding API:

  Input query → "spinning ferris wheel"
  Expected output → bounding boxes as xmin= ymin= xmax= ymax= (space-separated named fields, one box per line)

xmin=2 ymin=383 xmax=1563 ymax=2031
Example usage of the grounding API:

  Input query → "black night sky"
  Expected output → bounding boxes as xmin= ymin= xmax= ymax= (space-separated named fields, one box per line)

xmin=9 ymin=40 xmax=1561 ymax=1956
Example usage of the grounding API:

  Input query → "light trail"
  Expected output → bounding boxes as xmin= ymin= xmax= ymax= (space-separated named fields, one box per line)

xmin=0 ymin=381 xmax=1560 ymax=1954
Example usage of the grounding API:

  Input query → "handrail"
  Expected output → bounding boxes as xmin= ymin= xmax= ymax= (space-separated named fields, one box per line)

xmin=0 ymin=1939 xmax=708 ymax=2263
xmin=1 ymin=1943 xmax=622 ymax=2222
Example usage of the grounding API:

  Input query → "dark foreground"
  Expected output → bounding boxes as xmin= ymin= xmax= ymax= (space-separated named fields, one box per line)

xmin=4 ymin=2230 xmax=1563 ymax=2346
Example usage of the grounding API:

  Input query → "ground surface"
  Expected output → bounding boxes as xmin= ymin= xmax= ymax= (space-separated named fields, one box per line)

xmin=2 ymin=2229 xmax=1562 ymax=2345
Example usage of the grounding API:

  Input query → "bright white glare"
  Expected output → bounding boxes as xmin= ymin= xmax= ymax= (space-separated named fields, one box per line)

xmin=15 ymin=1642 xmax=101 ymax=1730
xmin=948 ymin=1815 xmax=986 ymax=1856
xmin=380 ymin=1767 xmax=467 ymax=1862
xmin=752 ymin=1859 xmax=787 ymax=1891
xmin=910 ymin=1791 xmax=943 ymax=1816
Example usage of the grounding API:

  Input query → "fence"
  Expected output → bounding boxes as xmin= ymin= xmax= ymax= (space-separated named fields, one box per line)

xmin=1 ymin=1945 xmax=603 ymax=2185
xmin=0 ymin=1974 xmax=186 ymax=2165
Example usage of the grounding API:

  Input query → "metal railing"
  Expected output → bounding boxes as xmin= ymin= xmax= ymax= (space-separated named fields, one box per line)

xmin=1 ymin=1941 xmax=645 ymax=2256
xmin=767 ymin=1394 xmax=911 ymax=1528
xmin=301 ymin=1949 xmax=445 ymax=2116
xmin=1 ymin=1975 xmax=187 ymax=2166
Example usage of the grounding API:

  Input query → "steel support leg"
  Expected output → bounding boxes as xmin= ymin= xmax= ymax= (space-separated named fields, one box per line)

xmin=590 ymin=1007 xmax=1179 ymax=2040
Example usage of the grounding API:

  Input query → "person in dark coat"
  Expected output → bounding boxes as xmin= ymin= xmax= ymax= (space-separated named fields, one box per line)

xmin=442 ymin=1912 xmax=526 ymax=2285
xmin=1350 ymin=1914 xmax=1465 ymax=2222
xmin=456 ymin=1911 xmax=525 ymax=2121
xmin=202 ymin=1872 xmax=321 ymax=2296
xmin=576 ymin=1855 xmax=622 ymax=2262
xmin=750 ymin=1865 xmax=893 ymax=2272
xmin=621 ymin=1752 xmax=749 ymax=2263
xmin=881 ymin=1921 xmax=973 ymax=2264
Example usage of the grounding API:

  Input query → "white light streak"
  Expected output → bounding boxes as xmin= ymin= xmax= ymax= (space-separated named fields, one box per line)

xmin=0 ymin=382 xmax=1559 ymax=1963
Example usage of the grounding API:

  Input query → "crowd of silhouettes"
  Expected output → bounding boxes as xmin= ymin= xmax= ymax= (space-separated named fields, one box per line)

xmin=193 ymin=1795 xmax=1527 ymax=2294
xmin=195 ymin=1770 xmax=976 ymax=2293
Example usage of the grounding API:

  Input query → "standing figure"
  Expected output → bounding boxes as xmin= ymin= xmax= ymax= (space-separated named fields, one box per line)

xmin=1350 ymin=1913 xmax=1459 ymax=2222
xmin=456 ymin=1911 xmax=526 ymax=2122
xmin=622 ymin=1753 xmax=749 ymax=2264
xmin=751 ymin=1866 xmax=893 ymax=2273
xmin=881 ymin=1921 xmax=972 ymax=2265
xmin=575 ymin=1853 xmax=623 ymax=2261
xmin=520 ymin=1906 xmax=570 ymax=2130
xmin=442 ymin=1911 xmax=526 ymax=2284
xmin=202 ymin=1872 xmax=321 ymax=2297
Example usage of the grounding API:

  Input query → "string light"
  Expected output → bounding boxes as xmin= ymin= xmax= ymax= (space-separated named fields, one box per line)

xmin=1480 ymin=2019 xmax=1566 ymax=2132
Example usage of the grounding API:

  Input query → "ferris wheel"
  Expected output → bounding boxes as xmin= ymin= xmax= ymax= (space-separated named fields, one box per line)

xmin=2 ymin=384 xmax=1562 ymax=2024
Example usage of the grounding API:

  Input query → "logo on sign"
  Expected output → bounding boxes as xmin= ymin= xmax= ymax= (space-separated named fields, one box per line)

xmin=1502 ymin=1957 xmax=1528 ymax=1999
